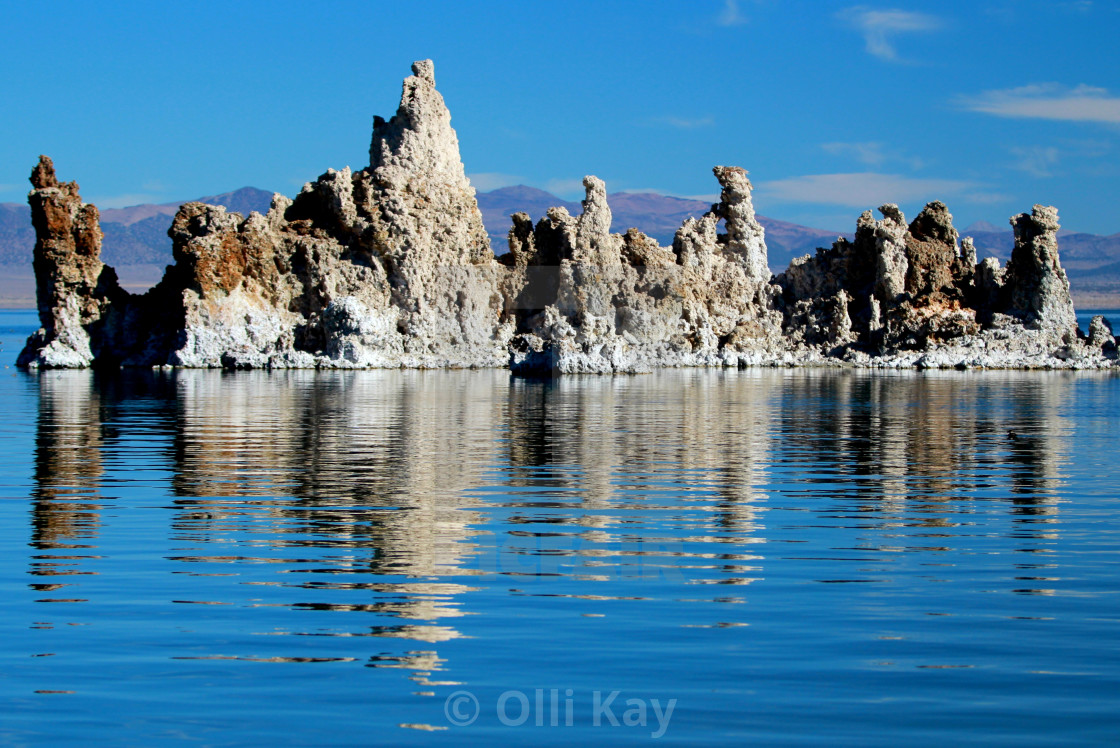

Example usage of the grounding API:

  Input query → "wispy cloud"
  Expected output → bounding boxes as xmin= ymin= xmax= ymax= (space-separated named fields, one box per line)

xmin=649 ymin=115 xmax=715 ymax=129
xmin=822 ymin=141 xmax=888 ymax=167
xmin=717 ymin=0 xmax=749 ymax=26
xmin=838 ymin=7 xmax=943 ymax=61
xmin=958 ymin=83 xmax=1120 ymax=123
xmin=756 ymin=172 xmax=987 ymax=208
xmin=1061 ymin=138 xmax=1113 ymax=157
xmin=820 ymin=141 xmax=926 ymax=170
xmin=86 ymin=192 xmax=164 ymax=209
xmin=0 ymin=184 xmax=16 ymax=194
xmin=1009 ymin=146 xmax=1061 ymax=177
xmin=466 ymin=172 xmax=525 ymax=191
xmin=544 ymin=178 xmax=588 ymax=198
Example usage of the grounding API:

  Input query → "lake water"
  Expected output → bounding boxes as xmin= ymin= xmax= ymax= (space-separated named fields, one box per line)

xmin=1 ymin=308 xmax=1120 ymax=745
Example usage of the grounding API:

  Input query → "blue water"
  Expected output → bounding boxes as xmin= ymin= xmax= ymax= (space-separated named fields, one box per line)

xmin=2 ymin=307 xmax=1120 ymax=745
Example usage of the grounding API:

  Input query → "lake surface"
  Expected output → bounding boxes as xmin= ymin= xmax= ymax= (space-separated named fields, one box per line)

xmin=2 ymin=308 xmax=1120 ymax=745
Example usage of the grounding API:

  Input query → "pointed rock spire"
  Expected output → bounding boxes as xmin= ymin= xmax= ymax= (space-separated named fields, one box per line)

xmin=1005 ymin=205 xmax=1076 ymax=333
xmin=713 ymin=166 xmax=768 ymax=282
xmin=368 ymin=59 xmax=470 ymax=189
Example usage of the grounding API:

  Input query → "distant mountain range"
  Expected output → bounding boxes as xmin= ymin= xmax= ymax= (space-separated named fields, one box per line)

xmin=0 ymin=187 xmax=276 ymax=267
xmin=3 ymin=184 xmax=1120 ymax=306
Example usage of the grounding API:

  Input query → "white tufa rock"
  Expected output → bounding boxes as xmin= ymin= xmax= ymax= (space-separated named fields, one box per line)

xmin=17 ymin=61 xmax=1116 ymax=374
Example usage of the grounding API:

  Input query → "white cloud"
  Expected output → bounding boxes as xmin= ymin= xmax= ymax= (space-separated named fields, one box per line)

xmin=0 ymin=184 xmax=16 ymax=194
xmin=756 ymin=172 xmax=981 ymax=208
xmin=650 ymin=115 xmax=715 ymax=129
xmin=958 ymin=83 xmax=1120 ymax=123
xmin=466 ymin=172 xmax=525 ymax=191
xmin=718 ymin=0 xmax=748 ymax=26
xmin=838 ymin=7 xmax=943 ymax=61
xmin=1009 ymin=146 xmax=1061 ymax=177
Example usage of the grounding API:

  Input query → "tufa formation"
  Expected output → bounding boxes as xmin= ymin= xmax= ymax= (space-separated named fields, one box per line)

xmin=18 ymin=61 xmax=1117 ymax=372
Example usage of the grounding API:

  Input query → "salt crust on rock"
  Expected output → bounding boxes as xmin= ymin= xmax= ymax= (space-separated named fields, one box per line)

xmin=18 ymin=61 xmax=1117 ymax=373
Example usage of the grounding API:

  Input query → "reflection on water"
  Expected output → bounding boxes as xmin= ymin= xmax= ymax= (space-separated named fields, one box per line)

xmin=30 ymin=373 xmax=107 ymax=603
xmin=10 ymin=367 xmax=1120 ymax=744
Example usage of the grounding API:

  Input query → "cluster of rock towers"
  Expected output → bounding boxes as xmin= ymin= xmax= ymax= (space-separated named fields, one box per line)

xmin=18 ymin=61 xmax=1117 ymax=372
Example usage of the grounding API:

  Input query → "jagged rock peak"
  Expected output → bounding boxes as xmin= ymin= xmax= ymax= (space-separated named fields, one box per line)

xmin=15 ymin=60 xmax=1111 ymax=373
xmin=31 ymin=155 xmax=58 ymax=189
xmin=712 ymin=166 xmax=768 ymax=280
xmin=1014 ymin=204 xmax=1061 ymax=235
xmin=1005 ymin=204 xmax=1076 ymax=333
xmin=368 ymin=58 xmax=469 ymax=188
xmin=411 ymin=58 xmax=435 ymax=83
xmin=872 ymin=204 xmax=909 ymax=303
xmin=909 ymin=200 xmax=958 ymax=248
xmin=903 ymin=201 xmax=961 ymax=300
xmin=961 ymin=236 xmax=977 ymax=267
xmin=878 ymin=203 xmax=906 ymax=227
xmin=18 ymin=158 xmax=117 ymax=369
xmin=579 ymin=176 xmax=612 ymax=239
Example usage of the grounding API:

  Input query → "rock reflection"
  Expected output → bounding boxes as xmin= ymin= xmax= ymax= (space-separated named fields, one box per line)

xmin=773 ymin=370 xmax=1072 ymax=503
xmin=30 ymin=371 xmax=107 ymax=603
xmin=770 ymin=369 xmax=1078 ymax=597
xmin=164 ymin=370 xmax=509 ymax=678
xmin=27 ymin=366 xmax=1085 ymax=665
xmin=169 ymin=370 xmax=504 ymax=575
xmin=504 ymin=371 xmax=773 ymax=589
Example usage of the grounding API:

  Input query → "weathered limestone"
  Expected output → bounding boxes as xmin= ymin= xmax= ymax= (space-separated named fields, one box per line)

xmin=17 ymin=60 xmax=1116 ymax=373
xmin=18 ymin=156 xmax=124 ymax=368
xmin=1088 ymin=315 xmax=1116 ymax=353
xmin=1004 ymin=205 xmax=1077 ymax=334
xmin=776 ymin=198 xmax=1111 ymax=369
xmin=20 ymin=60 xmax=510 ymax=370
xmin=713 ymin=166 xmax=769 ymax=281
xmin=506 ymin=167 xmax=784 ymax=374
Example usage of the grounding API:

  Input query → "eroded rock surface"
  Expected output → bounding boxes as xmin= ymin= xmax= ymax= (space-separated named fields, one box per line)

xmin=20 ymin=61 xmax=510 ymax=370
xmin=18 ymin=156 xmax=125 ymax=368
xmin=505 ymin=168 xmax=785 ymax=374
xmin=776 ymin=199 xmax=1108 ymax=368
xmin=17 ymin=61 xmax=1115 ymax=373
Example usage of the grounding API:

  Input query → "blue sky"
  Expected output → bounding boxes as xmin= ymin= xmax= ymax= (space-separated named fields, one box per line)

xmin=1 ymin=0 xmax=1118 ymax=234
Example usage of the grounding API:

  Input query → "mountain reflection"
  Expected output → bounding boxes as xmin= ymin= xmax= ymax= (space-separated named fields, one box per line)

xmin=28 ymin=367 xmax=1087 ymax=663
